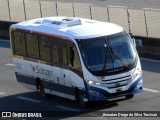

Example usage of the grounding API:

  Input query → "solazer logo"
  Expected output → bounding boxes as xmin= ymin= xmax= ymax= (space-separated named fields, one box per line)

xmin=30 ymin=64 xmax=52 ymax=77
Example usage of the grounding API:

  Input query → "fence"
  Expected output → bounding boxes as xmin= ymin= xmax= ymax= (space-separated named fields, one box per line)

xmin=1 ymin=0 xmax=160 ymax=39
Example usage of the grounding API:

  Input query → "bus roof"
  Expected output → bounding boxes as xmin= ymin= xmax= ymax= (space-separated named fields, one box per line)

xmin=11 ymin=16 xmax=124 ymax=40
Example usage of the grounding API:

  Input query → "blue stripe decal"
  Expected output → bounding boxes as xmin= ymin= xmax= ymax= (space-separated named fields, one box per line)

xmin=16 ymin=72 xmax=36 ymax=86
xmin=42 ymin=80 xmax=75 ymax=95
xmin=16 ymin=73 xmax=75 ymax=96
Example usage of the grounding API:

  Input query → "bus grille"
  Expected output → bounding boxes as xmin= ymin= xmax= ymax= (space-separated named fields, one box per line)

xmin=101 ymin=75 xmax=132 ymax=89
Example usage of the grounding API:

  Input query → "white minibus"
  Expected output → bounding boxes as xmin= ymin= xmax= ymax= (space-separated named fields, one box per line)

xmin=10 ymin=16 xmax=143 ymax=107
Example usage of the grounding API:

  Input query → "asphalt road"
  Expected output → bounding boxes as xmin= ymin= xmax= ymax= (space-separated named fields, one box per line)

xmin=39 ymin=0 xmax=160 ymax=9
xmin=0 ymin=39 xmax=160 ymax=120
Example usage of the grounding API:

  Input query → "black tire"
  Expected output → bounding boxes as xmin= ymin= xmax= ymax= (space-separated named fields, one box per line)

xmin=77 ymin=91 xmax=87 ymax=108
xmin=40 ymin=82 xmax=49 ymax=99
xmin=125 ymin=94 xmax=134 ymax=99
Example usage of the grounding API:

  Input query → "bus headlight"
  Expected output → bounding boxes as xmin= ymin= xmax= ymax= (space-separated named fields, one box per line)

xmin=87 ymin=80 xmax=100 ymax=85
xmin=88 ymin=80 xmax=95 ymax=85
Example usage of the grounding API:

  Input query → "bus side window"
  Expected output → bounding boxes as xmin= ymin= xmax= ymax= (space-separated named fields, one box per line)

xmin=62 ymin=46 xmax=68 ymax=65
xmin=26 ymin=33 xmax=39 ymax=58
xmin=13 ymin=31 xmax=26 ymax=56
xmin=69 ymin=45 xmax=81 ymax=69
xmin=39 ymin=36 xmax=50 ymax=62
xmin=52 ymin=45 xmax=60 ymax=65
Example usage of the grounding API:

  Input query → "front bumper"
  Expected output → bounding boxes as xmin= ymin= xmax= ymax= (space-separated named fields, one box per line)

xmin=86 ymin=76 xmax=143 ymax=101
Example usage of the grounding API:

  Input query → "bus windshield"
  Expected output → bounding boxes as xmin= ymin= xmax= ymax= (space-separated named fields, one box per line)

xmin=78 ymin=31 xmax=137 ymax=75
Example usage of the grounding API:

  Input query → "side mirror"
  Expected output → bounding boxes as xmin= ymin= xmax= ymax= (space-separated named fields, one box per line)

xmin=132 ymin=38 xmax=136 ymax=47
xmin=129 ymin=33 xmax=136 ymax=47
xmin=70 ymin=47 xmax=75 ymax=66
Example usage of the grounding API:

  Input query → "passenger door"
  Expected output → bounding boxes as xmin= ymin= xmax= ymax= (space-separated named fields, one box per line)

xmin=51 ymin=39 xmax=73 ymax=98
xmin=51 ymin=44 xmax=64 ymax=89
xmin=61 ymin=45 xmax=72 ymax=88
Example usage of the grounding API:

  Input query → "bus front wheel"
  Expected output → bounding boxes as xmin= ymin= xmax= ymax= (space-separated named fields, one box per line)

xmin=77 ymin=91 xmax=87 ymax=108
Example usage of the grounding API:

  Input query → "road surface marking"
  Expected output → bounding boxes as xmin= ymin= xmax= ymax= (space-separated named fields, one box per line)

xmin=143 ymin=8 xmax=160 ymax=11
xmin=56 ymin=106 xmax=80 ymax=112
xmin=0 ymin=92 xmax=5 ymax=95
xmin=6 ymin=63 xmax=14 ymax=66
xmin=140 ymin=58 xmax=160 ymax=63
xmin=16 ymin=96 xmax=42 ymax=103
xmin=144 ymin=88 xmax=160 ymax=93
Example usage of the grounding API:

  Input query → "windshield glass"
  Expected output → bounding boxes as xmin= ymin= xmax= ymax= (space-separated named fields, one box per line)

xmin=78 ymin=31 xmax=137 ymax=75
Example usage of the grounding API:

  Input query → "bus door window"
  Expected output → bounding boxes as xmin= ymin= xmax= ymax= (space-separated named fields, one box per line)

xmin=51 ymin=44 xmax=63 ymax=86
xmin=70 ymin=46 xmax=74 ymax=67
xmin=69 ymin=45 xmax=81 ymax=69
xmin=62 ymin=46 xmax=68 ymax=66
xmin=61 ymin=43 xmax=73 ymax=92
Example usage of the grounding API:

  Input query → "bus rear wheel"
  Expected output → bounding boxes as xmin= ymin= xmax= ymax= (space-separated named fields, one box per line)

xmin=40 ymin=82 xmax=49 ymax=99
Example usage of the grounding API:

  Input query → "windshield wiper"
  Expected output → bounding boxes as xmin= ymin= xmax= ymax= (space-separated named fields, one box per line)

xmin=102 ymin=43 xmax=115 ymax=75
xmin=111 ymin=49 xmax=129 ymax=69
xmin=105 ymin=37 xmax=129 ymax=70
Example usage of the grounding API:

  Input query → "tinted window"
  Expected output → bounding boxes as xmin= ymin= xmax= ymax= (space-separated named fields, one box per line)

xmin=52 ymin=45 xmax=60 ymax=64
xmin=79 ymin=32 xmax=137 ymax=75
xmin=26 ymin=34 xmax=39 ymax=58
xmin=73 ymin=46 xmax=81 ymax=69
xmin=62 ymin=46 xmax=68 ymax=65
xmin=39 ymin=36 xmax=50 ymax=61
xmin=13 ymin=31 xmax=26 ymax=56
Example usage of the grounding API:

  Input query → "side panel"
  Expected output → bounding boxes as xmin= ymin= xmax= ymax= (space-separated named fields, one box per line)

xmin=63 ymin=69 xmax=73 ymax=99
xmin=13 ymin=57 xmax=85 ymax=100
xmin=13 ymin=57 xmax=53 ymax=91
xmin=13 ymin=58 xmax=53 ymax=81
xmin=11 ymin=30 xmax=86 ymax=101
xmin=53 ymin=66 xmax=63 ymax=85
xmin=15 ymin=72 xmax=37 ymax=90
